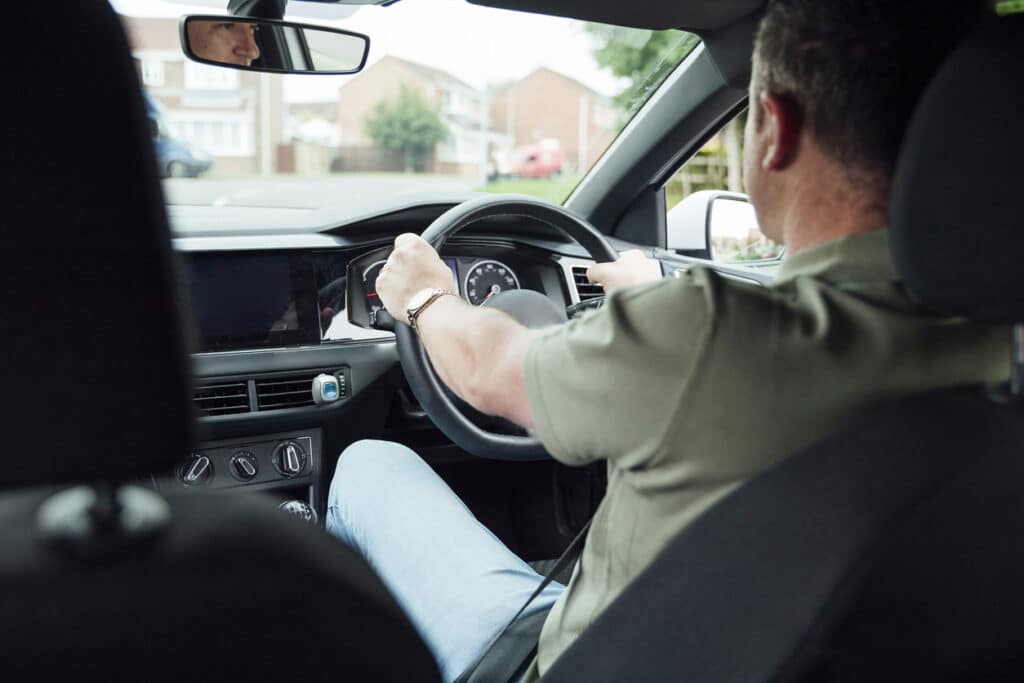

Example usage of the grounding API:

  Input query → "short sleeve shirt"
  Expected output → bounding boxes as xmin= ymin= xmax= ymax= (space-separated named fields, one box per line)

xmin=521 ymin=229 xmax=1009 ymax=680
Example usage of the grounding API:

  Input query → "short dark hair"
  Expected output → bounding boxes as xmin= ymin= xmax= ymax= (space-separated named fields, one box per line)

xmin=752 ymin=0 xmax=982 ymax=179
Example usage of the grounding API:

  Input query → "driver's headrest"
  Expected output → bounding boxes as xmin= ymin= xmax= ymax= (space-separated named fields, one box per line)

xmin=0 ymin=3 xmax=192 ymax=489
xmin=890 ymin=13 xmax=1024 ymax=323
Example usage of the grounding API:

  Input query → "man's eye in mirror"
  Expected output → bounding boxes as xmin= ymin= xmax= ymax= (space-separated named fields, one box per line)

xmin=180 ymin=15 xmax=370 ymax=75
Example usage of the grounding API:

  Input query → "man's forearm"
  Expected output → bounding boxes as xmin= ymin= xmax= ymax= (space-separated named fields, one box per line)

xmin=415 ymin=295 xmax=537 ymax=429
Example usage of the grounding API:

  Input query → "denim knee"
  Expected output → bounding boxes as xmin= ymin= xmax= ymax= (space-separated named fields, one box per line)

xmin=327 ymin=439 xmax=422 ymax=546
xmin=329 ymin=440 xmax=424 ymax=509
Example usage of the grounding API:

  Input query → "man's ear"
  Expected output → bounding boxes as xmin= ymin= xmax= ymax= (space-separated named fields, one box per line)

xmin=758 ymin=91 xmax=803 ymax=171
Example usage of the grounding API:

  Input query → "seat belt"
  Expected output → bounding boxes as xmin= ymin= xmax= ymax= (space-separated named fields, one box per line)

xmin=455 ymin=520 xmax=591 ymax=683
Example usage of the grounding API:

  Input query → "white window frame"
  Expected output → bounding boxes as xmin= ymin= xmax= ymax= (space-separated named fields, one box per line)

xmin=141 ymin=59 xmax=165 ymax=87
xmin=184 ymin=61 xmax=240 ymax=91
xmin=165 ymin=112 xmax=253 ymax=157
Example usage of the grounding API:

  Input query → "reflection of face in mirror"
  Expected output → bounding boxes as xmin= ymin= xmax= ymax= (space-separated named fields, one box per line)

xmin=187 ymin=21 xmax=260 ymax=67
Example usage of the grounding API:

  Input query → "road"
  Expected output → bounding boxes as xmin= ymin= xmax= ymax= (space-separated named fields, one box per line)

xmin=164 ymin=173 xmax=481 ymax=208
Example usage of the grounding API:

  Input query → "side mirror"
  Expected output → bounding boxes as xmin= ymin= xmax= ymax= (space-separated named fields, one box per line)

xmin=667 ymin=191 xmax=781 ymax=263
xmin=179 ymin=15 xmax=370 ymax=75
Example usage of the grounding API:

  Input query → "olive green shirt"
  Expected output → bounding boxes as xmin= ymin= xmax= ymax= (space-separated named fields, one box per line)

xmin=521 ymin=229 xmax=1009 ymax=680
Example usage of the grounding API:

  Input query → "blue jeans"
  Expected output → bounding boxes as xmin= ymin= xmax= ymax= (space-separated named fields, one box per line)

xmin=326 ymin=440 xmax=566 ymax=682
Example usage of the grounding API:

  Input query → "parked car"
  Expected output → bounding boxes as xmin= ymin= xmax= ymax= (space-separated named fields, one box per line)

xmin=510 ymin=140 xmax=563 ymax=178
xmin=144 ymin=92 xmax=212 ymax=178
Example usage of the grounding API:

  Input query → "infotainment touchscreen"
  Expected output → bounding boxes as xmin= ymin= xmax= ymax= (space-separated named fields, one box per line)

xmin=186 ymin=253 xmax=321 ymax=352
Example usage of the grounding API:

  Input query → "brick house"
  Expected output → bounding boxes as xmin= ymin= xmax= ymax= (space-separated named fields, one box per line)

xmin=121 ymin=15 xmax=286 ymax=176
xmin=489 ymin=67 xmax=618 ymax=174
xmin=336 ymin=55 xmax=510 ymax=176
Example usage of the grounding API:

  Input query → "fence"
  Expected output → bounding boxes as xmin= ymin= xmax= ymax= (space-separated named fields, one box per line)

xmin=333 ymin=146 xmax=438 ymax=173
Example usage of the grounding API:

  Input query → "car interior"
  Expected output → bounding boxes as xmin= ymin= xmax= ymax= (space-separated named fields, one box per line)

xmin=1 ymin=0 xmax=1022 ymax=680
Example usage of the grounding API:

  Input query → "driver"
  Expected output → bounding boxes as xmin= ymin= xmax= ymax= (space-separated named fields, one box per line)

xmin=186 ymin=20 xmax=260 ymax=67
xmin=327 ymin=2 xmax=1003 ymax=681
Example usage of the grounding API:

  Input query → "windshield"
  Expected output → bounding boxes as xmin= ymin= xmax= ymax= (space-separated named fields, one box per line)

xmin=115 ymin=0 xmax=699 ymax=211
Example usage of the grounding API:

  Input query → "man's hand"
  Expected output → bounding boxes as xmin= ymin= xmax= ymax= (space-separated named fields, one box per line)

xmin=587 ymin=250 xmax=663 ymax=293
xmin=376 ymin=233 xmax=456 ymax=325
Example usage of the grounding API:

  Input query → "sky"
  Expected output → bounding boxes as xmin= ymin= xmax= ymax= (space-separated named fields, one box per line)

xmin=111 ymin=0 xmax=634 ymax=102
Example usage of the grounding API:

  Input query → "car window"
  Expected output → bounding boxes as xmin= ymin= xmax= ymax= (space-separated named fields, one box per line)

xmin=114 ymin=0 xmax=700 ymax=213
xmin=663 ymin=109 xmax=783 ymax=264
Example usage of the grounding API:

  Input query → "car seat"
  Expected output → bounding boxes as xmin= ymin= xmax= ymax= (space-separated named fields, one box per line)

xmin=0 ymin=3 xmax=440 ymax=681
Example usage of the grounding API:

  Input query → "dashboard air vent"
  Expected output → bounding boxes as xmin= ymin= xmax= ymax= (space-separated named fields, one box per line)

xmin=255 ymin=372 xmax=319 ymax=411
xmin=571 ymin=266 xmax=604 ymax=302
xmin=194 ymin=382 xmax=249 ymax=417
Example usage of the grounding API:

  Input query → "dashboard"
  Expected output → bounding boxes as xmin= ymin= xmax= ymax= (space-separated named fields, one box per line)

xmin=180 ymin=240 xmax=581 ymax=352
xmin=167 ymin=198 xmax=774 ymax=522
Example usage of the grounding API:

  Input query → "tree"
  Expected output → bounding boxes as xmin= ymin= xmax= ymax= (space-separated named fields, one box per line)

xmin=364 ymin=85 xmax=449 ymax=173
xmin=583 ymin=26 xmax=700 ymax=115
xmin=585 ymin=26 xmax=745 ymax=194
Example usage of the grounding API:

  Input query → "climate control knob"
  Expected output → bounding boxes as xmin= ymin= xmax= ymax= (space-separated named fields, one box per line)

xmin=180 ymin=454 xmax=213 ymax=487
xmin=272 ymin=440 xmax=308 ymax=478
xmin=230 ymin=450 xmax=259 ymax=482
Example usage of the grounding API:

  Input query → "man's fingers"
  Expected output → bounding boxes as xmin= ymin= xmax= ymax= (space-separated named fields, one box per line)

xmin=586 ymin=250 xmax=661 ymax=291
xmin=588 ymin=251 xmax=636 ymax=284
xmin=394 ymin=233 xmax=421 ymax=248
xmin=587 ymin=262 xmax=612 ymax=285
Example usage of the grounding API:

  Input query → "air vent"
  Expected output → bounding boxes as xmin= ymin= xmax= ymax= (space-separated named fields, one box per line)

xmin=571 ymin=266 xmax=604 ymax=302
xmin=255 ymin=372 xmax=320 ymax=411
xmin=194 ymin=382 xmax=249 ymax=417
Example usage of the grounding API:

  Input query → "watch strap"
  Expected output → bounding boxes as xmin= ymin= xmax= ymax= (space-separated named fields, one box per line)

xmin=408 ymin=289 xmax=456 ymax=331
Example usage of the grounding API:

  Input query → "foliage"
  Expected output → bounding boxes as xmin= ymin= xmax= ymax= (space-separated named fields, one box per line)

xmin=583 ymin=26 xmax=700 ymax=116
xmin=477 ymin=176 xmax=580 ymax=204
xmin=364 ymin=85 xmax=449 ymax=172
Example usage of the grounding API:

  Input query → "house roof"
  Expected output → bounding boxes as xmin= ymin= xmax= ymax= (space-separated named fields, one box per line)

xmin=395 ymin=57 xmax=478 ymax=93
xmin=339 ymin=55 xmax=478 ymax=94
xmin=494 ymin=66 xmax=609 ymax=103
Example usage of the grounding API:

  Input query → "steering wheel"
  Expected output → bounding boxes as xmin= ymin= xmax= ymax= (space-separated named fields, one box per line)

xmin=395 ymin=194 xmax=619 ymax=461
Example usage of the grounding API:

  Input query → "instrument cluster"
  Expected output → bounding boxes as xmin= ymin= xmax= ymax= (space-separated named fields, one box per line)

xmin=351 ymin=248 xmax=569 ymax=329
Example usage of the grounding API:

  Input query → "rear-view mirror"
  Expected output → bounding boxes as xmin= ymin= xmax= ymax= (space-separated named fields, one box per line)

xmin=179 ymin=15 xmax=370 ymax=75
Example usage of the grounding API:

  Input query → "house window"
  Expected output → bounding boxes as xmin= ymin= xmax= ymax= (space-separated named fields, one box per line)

xmin=141 ymin=60 xmax=165 ymax=87
xmin=166 ymin=113 xmax=253 ymax=157
xmin=184 ymin=61 xmax=240 ymax=91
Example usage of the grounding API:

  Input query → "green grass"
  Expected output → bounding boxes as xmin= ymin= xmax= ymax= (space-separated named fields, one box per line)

xmin=477 ymin=176 xmax=580 ymax=204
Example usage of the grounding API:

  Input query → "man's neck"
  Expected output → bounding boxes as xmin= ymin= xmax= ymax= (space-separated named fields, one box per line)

xmin=777 ymin=149 xmax=889 ymax=256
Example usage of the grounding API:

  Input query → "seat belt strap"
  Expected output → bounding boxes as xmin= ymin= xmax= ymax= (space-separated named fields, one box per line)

xmin=454 ymin=520 xmax=591 ymax=683
xmin=510 ymin=519 xmax=590 ymax=625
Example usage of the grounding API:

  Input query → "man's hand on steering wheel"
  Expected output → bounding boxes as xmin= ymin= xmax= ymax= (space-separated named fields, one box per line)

xmin=587 ymin=250 xmax=662 ymax=293
xmin=390 ymin=194 xmax=625 ymax=460
xmin=377 ymin=233 xmax=456 ymax=326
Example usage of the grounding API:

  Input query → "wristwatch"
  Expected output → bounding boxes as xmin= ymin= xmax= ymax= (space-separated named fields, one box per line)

xmin=406 ymin=287 xmax=456 ymax=332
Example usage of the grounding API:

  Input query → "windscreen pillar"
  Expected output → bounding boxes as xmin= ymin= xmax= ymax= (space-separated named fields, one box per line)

xmin=228 ymin=0 xmax=286 ymax=20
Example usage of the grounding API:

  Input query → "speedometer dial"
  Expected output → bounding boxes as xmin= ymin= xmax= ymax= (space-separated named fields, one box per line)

xmin=362 ymin=260 xmax=387 ymax=313
xmin=464 ymin=260 xmax=520 ymax=306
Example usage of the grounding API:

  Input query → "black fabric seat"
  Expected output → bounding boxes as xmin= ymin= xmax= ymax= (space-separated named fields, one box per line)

xmin=540 ymin=13 xmax=1024 ymax=683
xmin=0 ymin=3 xmax=440 ymax=681
xmin=543 ymin=389 xmax=1024 ymax=682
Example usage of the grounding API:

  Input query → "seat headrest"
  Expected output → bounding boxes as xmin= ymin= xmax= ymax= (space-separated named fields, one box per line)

xmin=890 ymin=14 xmax=1024 ymax=323
xmin=0 ymin=3 xmax=192 ymax=488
